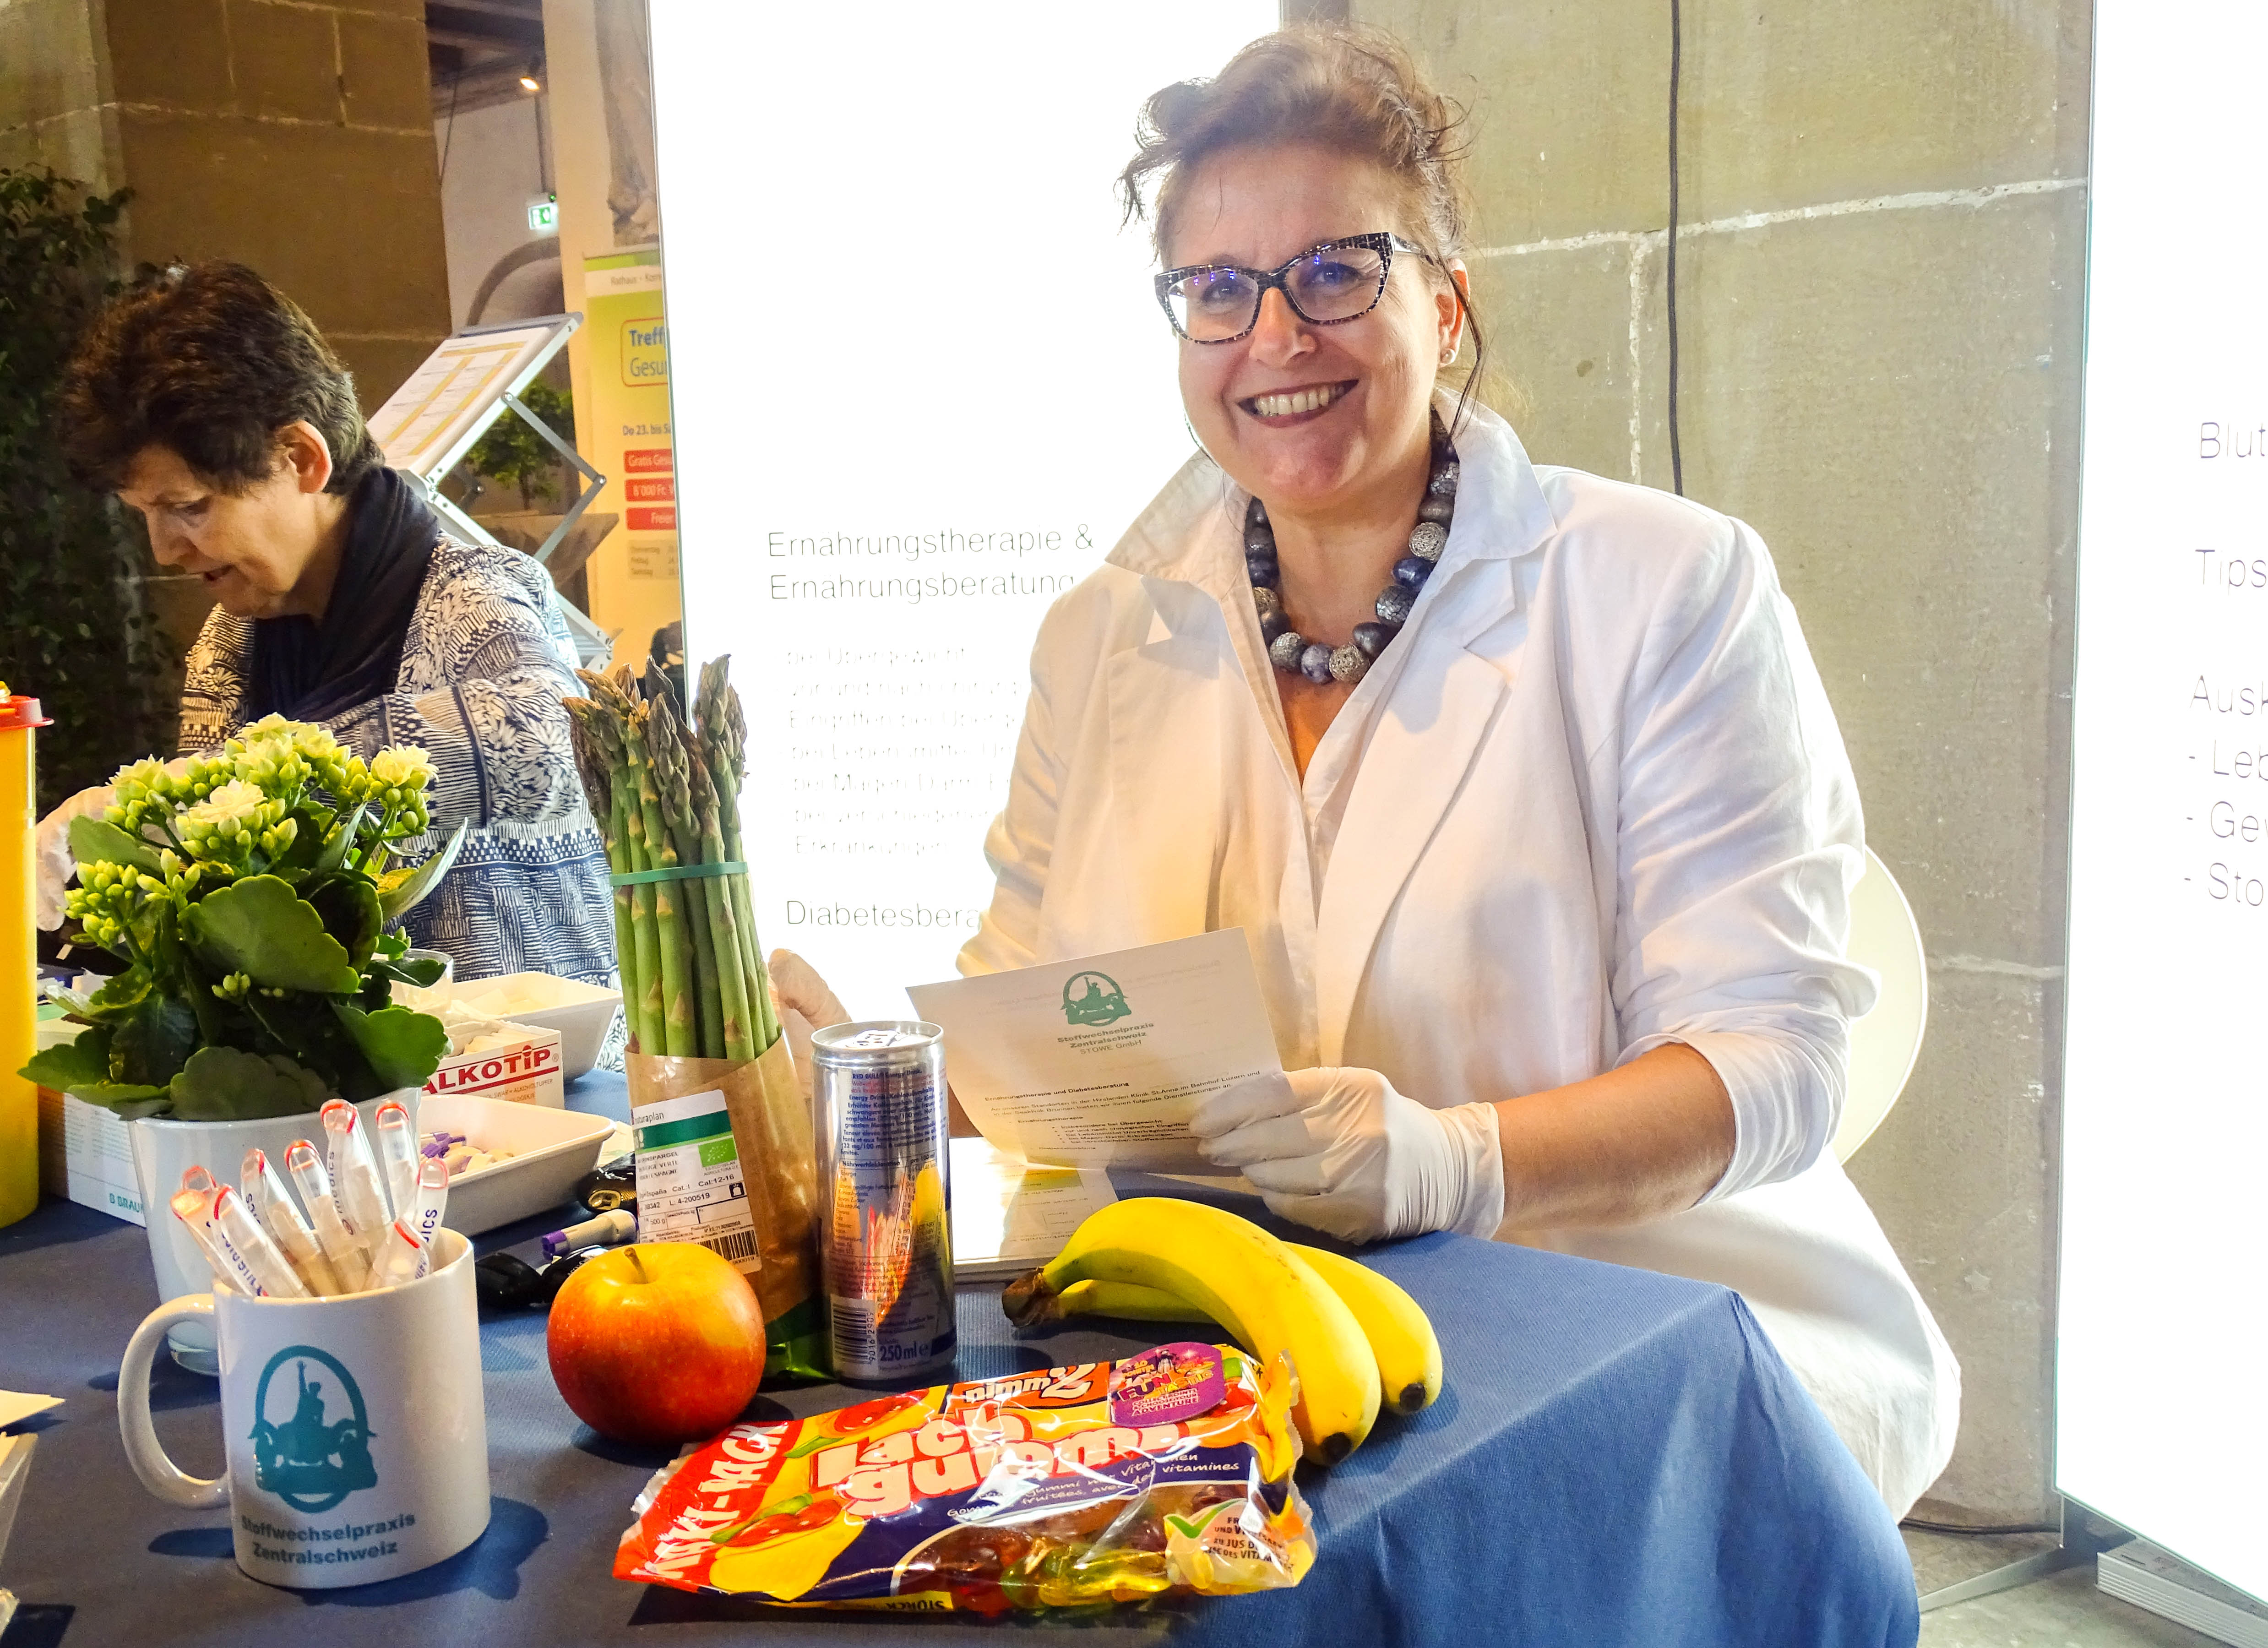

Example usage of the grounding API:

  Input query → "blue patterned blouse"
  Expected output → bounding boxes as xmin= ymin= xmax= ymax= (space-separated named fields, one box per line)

xmin=177 ymin=535 xmax=615 ymax=984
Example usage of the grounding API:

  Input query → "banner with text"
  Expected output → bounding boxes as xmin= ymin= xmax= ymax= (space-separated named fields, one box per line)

xmin=647 ymin=5 xmax=1277 ymax=1014
xmin=2061 ymin=0 xmax=2268 ymax=1598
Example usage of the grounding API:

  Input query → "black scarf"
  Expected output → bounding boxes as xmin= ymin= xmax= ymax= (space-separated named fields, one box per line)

xmin=245 ymin=465 xmax=438 ymax=724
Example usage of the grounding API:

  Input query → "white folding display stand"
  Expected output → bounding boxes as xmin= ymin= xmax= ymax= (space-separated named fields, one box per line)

xmin=1925 ymin=0 xmax=2268 ymax=1634
xmin=645 ymin=0 xmax=1278 ymax=1017
xmin=365 ymin=313 xmax=613 ymax=665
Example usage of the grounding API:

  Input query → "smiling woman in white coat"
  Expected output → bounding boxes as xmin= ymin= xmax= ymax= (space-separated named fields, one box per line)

xmin=777 ymin=26 xmax=1958 ymax=1517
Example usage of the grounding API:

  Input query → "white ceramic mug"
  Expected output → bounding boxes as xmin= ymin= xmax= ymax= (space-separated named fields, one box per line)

xmin=117 ymin=1229 xmax=489 ymax=1589
xmin=127 ymin=1089 xmax=420 ymax=1372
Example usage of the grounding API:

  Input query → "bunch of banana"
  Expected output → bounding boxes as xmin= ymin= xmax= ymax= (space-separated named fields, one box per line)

xmin=1001 ymin=1198 xmax=1442 ymax=1463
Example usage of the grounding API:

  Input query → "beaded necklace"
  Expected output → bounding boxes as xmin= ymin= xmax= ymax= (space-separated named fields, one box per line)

xmin=1246 ymin=423 xmax=1458 ymax=685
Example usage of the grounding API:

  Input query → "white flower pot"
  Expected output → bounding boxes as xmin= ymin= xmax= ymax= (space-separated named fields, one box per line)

xmin=128 ymin=1089 xmax=422 ymax=1374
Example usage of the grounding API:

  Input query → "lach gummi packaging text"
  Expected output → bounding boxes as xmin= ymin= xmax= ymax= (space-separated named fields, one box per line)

xmin=614 ymin=1343 xmax=1314 ymax=1612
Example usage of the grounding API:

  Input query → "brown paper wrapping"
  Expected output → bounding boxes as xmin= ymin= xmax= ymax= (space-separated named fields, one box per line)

xmin=625 ymin=1034 xmax=817 ymax=1331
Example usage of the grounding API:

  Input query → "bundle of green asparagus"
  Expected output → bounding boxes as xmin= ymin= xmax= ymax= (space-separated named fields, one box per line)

xmin=564 ymin=660 xmax=779 ymax=1061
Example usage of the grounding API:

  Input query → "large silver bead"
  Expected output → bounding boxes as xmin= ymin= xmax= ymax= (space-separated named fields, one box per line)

xmin=1418 ymin=493 xmax=1455 ymax=524
xmin=1268 ymin=630 xmax=1308 ymax=671
xmin=1328 ymin=644 xmax=1367 ymax=683
xmin=1407 ymin=521 xmax=1448 ymax=561
xmin=1252 ymin=585 xmax=1282 ymax=620
xmin=1376 ymin=584 xmax=1416 ymax=625
xmin=1300 ymin=643 xmax=1335 ymax=685
xmin=1427 ymin=460 xmax=1459 ymax=498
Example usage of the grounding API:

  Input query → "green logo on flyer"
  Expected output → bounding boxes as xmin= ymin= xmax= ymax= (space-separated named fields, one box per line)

xmin=1061 ymin=971 xmax=1131 ymax=1027
xmin=250 ymin=1346 xmax=377 ymax=1512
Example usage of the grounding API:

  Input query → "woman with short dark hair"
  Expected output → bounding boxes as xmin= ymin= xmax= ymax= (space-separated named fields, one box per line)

xmin=35 ymin=261 xmax=614 ymax=984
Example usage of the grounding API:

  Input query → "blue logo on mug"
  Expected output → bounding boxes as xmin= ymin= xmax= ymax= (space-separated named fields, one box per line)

xmin=250 ymin=1346 xmax=376 ymax=1512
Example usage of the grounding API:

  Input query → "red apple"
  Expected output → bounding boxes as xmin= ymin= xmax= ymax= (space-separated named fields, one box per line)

xmin=547 ymin=1242 xmax=766 ymax=1444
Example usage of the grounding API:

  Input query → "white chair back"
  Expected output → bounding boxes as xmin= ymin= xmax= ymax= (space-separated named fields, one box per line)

xmin=1834 ymin=847 xmax=1928 ymax=1164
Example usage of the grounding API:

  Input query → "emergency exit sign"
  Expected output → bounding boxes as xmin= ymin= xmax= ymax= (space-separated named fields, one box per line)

xmin=528 ymin=195 xmax=558 ymax=233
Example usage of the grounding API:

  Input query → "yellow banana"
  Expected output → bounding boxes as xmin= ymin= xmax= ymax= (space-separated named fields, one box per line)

xmin=1287 ymin=1244 xmax=1443 ymax=1417
xmin=1002 ymin=1197 xmax=1380 ymax=1463
xmin=1049 ymin=1261 xmax=1441 ymax=1419
xmin=1050 ymin=1278 xmax=1213 ymax=1323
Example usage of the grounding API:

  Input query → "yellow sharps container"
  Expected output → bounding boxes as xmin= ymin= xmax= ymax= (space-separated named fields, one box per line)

xmin=0 ymin=685 xmax=51 ymax=1229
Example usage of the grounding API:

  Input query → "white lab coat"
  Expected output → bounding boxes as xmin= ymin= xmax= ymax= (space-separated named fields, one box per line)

xmin=960 ymin=403 xmax=1958 ymax=1517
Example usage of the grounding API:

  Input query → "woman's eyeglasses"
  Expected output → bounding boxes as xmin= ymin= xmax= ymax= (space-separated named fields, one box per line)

xmin=1154 ymin=232 xmax=1432 ymax=344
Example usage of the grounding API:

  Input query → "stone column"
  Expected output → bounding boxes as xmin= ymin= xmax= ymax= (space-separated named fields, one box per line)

xmin=1356 ymin=0 xmax=2089 ymax=1525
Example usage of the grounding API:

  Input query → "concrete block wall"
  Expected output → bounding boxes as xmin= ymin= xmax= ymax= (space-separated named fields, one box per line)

xmin=2 ymin=0 xmax=451 ymax=667
xmin=1351 ymin=0 xmax=2090 ymax=1522
xmin=0 ymin=0 xmax=449 ymax=417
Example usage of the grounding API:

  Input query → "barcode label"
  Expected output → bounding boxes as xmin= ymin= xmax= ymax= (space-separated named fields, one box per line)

xmin=700 ymin=1229 xmax=758 ymax=1262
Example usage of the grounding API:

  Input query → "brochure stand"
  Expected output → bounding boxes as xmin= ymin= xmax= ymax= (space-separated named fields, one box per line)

xmin=1916 ymin=1498 xmax=2122 ymax=1613
xmin=365 ymin=315 xmax=612 ymax=664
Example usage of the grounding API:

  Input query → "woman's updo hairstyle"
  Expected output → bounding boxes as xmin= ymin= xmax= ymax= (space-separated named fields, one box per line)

xmin=1117 ymin=25 xmax=1488 ymax=431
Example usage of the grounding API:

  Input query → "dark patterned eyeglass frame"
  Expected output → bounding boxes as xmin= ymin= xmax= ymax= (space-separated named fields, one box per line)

xmin=1153 ymin=232 xmax=1435 ymax=344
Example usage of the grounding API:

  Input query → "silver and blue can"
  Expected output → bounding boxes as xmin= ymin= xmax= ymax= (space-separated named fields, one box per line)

xmin=812 ymin=1020 xmax=955 ymax=1383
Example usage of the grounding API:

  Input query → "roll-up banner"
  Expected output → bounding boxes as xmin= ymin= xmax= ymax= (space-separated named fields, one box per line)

xmin=647 ymin=6 xmax=1278 ymax=1014
xmin=580 ymin=248 xmax=681 ymax=671
xmin=2062 ymin=0 xmax=2267 ymax=1600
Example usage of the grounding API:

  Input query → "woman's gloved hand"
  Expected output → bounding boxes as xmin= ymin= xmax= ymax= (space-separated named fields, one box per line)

xmin=1190 ymin=1066 xmax=1505 ymax=1243
xmin=767 ymin=948 xmax=849 ymax=1103
xmin=33 ymin=785 xmax=116 ymax=930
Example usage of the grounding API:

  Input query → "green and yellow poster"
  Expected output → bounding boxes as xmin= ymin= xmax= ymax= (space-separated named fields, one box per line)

xmin=582 ymin=248 xmax=680 ymax=670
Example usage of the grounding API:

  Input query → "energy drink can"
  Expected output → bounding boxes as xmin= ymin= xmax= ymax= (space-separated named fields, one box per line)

xmin=812 ymin=1020 xmax=955 ymax=1382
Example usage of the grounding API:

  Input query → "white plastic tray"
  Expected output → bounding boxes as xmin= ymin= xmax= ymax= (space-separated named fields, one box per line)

xmin=420 ymin=1091 xmax=619 ymax=1236
xmin=441 ymin=973 xmax=622 ymax=1080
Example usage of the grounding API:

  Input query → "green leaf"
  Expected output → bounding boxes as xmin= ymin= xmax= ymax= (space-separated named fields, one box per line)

xmin=243 ymin=988 xmax=375 ymax=1099
xmin=370 ymin=954 xmax=446 ymax=989
xmin=184 ymin=875 xmax=360 ymax=995
xmin=19 ymin=1024 xmax=112 ymax=1088
xmin=80 ymin=965 xmax=152 ymax=1022
xmin=55 ymin=1082 xmax=173 ymax=1117
xmin=18 ymin=1026 xmax=170 ymax=1113
xmin=68 ymin=814 xmax=163 ymax=874
xmin=109 ymin=992 xmax=199 ymax=1086
xmin=378 ymin=820 xmax=468 ymax=923
xmin=165 ymin=1046 xmax=333 ymax=1121
xmin=315 ymin=800 xmax=370 ymax=874
xmin=305 ymin=875 xmax=385 ymax=972
xmin=332 ymin=1003 xmax=449 ymax=1091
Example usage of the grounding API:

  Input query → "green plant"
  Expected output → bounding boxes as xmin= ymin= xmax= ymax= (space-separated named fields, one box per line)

xmin=19 ymin=716 xmax=469 ymax=1120
xmin=467 ymin=378 xmax=576 ymax=509
xmin=0 ymin=168 xmax=176 ymax=813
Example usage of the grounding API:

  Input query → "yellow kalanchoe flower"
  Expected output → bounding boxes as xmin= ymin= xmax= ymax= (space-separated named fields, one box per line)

xmin=370 ymin=745 xmax=435 ymax=791
xmin=180 ymin=778 xmax=269 ymax=830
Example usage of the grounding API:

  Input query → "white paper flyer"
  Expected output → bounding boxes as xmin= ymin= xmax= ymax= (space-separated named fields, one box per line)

xmin=905 ymin=930 xmax=1281 ymax=1172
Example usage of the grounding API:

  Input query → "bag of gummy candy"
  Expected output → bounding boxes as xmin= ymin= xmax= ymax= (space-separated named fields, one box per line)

xmin=613 ymin=1342 xmax=1314 ymax=1613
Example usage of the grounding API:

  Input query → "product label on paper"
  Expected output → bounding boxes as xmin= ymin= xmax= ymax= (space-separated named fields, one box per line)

xmin=423 ymin=1027 xmax=564 ymax=1108
xmin=37 ymin=1086 xmax=145 ymax=1224
xmin=632 ymin=1086 xmax=757 ymax=1272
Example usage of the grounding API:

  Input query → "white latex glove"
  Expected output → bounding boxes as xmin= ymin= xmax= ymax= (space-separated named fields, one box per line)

xmin=767 ymin=948 xmax=849 ymax=1103
xmin=1190 ymin=1066 xmax=1506 ymax=1243
xmin=33 ymin=784 xmax=115 ymax=930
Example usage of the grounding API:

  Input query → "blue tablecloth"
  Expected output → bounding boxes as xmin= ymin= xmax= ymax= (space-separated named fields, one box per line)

xmin=0 ymin=1073 xmax=1918 ymax=1646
